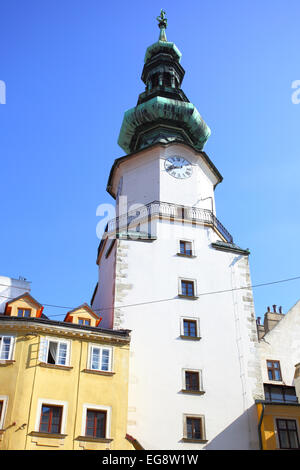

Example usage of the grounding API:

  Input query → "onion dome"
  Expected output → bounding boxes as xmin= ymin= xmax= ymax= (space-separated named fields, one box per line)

xmin=118 ymin=10 xmax=211 ymax=154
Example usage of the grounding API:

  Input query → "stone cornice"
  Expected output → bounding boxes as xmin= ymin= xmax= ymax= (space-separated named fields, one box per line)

xmin=0 ymin=317 xmax=130 ymax=345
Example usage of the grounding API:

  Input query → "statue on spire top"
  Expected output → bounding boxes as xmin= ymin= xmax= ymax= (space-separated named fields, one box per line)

xmin=156 ymin=9 xmax=167 ymax=41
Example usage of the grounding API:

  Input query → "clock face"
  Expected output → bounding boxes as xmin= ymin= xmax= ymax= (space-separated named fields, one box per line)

xmin=164 ymin=156 xmax=193 ymax=179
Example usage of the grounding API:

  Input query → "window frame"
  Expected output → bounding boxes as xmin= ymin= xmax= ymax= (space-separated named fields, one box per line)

xmin=35 ymin=399 xmax=68 ymax=435
xmin=182 ymin=369 xmax=204 ymax=394
xmin=264 ymin=384 xmax=298 ymax=404
xmin=78 ymin=318 xmax=91 ymax=326
xmin=88 ymin=344 xmax=113 ymax=373
xmin=17 ymin=308 xmax=31 ymax=318
xmin=178 ymin=239 xmax=195 ymax=257
xmin=0 ymin=396 xmax=8 ymax=430
xmin=183 ymin=414 xmax=207 ymax=443
xmin=275 ymin=418 xmax=300 ymax=449
xmin=180 ymin=317 xmax=200 ymax=339
xmin=267 ymin=359 xmax=282 ymax=381
xmin=85 ymin=409 xmax=107 ymax=439
xmin=39 ymin=336 xmax=71 ymax=367
xmin=81 ymin=404 xmax=111 ymax=440
xmin=178 ymin=278 xmax=198 ymax=299
xmin=0 ymin=335 xmax=15 ymax=361
xmin=39 ymin=404 xmax=63 ymax=434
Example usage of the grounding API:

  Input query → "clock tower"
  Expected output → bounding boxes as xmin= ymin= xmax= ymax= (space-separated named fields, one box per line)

xmin=92 ymin=11 xmax=263 ymax=449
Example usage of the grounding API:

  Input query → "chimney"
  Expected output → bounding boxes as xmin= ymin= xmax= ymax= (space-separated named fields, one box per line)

xmin=256 ymin=316 xmax=266 ymax=340
xmin=294 ymin=363 xmax=300 ymax=401
xmin=263 ymin=305 xmax=284 ymax=334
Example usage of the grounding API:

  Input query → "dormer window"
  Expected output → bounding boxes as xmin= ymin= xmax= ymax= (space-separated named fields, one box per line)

xmin=64 ymin=304 xmax=101 ymax=328
xmin=4 ymin=293 xmax=44 ymax=318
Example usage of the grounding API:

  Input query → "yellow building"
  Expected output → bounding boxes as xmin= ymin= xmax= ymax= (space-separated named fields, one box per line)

xmin=256 ymin=401 xmax=300 ymax=450
xmin=0 ymin=293 xmax=135 ymax=450
xmin=256 ymin=303 xmax=300 ymax=450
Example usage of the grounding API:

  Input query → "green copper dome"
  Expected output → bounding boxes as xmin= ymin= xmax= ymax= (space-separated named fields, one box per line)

xmin=118 ymin=11 xmax=211 ymax=155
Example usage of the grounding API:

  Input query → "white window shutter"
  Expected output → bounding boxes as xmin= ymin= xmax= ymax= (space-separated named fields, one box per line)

xmin=8 ymin=336 xmax=15 ymax=360
xmin=65 ymin=340 xmax=71 ymax=366
xmin=39 ymin=337 xmax=48 ymax=363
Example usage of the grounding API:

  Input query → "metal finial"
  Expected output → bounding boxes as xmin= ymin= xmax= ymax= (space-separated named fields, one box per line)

xmin=156 ymin=9 xmax=167 ymax=41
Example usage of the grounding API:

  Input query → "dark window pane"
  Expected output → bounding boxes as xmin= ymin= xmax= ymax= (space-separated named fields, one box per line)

xmin=185 ymin=372 xmax=199 ymax=391
xmin=274 ymin=370 xmax=281 ymax=380
xmin=183 ymin=320 xmax=197 ymax=337
xmin=279 ymin=430 xmax=289 ymax=448
xmin=268 ymin=370 xmax=273 ymax=380
xmin=289 ymin=431 xmax=299 ymax=448
xmin=284 ymin=389 xmax=298 ymax=403
xmin=47 ymin=342 xmax=57 ymax=364
xmin=40 ymin=405 xmax=62 ymax=434
xmin=182 ymin=281 xmax=194 ymax=297
xmin=86 ymin=410 xmax=106 ymax=438
xmin=287 ymin=421 xmax=297 ymax=430
xmin=270 ymin=387 xmax=283 ymax=402
xmin=277 ymin=419 xmax=300 ymax=449
xmin=187 ymin=418 xmax=202 ymax=440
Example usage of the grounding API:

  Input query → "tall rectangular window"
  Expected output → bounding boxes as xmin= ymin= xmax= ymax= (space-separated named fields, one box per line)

xmin=89 ymin=346 xmax=112 ymax=372
xmin=186 ymin=417 xmax=202 ymax=440
xmin=267 ymin=360 xmax=282 ymax=381
xmin=85 ymin=409 xmax=107 ymax=438
xmin=183 ymin=319 xmax=197 ymax=337
xmin=185 ymin=371 xmax=200 ymax=391
xmin=181 ymin=280 xmax=195 ymax=297
xmin=276 ymin=419 xmax=300 ymax=449
xmin=39 ymin=405 xmax=63 ymax=434
xmin=0 ymin=336 xmax=14 ymax=360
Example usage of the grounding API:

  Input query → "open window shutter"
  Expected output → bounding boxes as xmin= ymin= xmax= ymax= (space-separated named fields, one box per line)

xmin=8 ymin=336 xmax=15 ymax=360
xmin=39 ymin=337 xmax=48 ymax=362
xmin=65 ymin=340 xmax=70 ymax=366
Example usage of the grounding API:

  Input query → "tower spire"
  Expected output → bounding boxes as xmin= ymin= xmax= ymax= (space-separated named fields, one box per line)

xmin=157 ymin=9 xmax=167 ymax=42
xmin=117 ymin=13 xmax=211 ymax=155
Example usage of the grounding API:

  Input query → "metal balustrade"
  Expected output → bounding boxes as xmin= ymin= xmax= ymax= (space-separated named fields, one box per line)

xmin=107 ymin=201 xmax=233 ymax=243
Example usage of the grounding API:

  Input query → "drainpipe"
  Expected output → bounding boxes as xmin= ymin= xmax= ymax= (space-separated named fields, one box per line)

xmin=258 ymin=402 xmax=265 ymax=450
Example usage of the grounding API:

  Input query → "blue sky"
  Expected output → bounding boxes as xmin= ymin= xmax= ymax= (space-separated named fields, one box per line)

xmin=0 ymin=0 xmax=299 ymax=321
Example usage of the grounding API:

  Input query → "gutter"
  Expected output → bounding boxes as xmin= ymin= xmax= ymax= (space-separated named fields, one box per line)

xmin=257 ymin=402 xmax=265 ymax=450
xmin=125 ymin=433 xmax=144 ymax=450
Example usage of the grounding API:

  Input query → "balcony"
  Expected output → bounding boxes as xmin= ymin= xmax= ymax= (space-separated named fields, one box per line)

xmin=107 ymin=201 xmax=233 ymax=244
xmin=263 ymin=384 xmax=299 ymax=404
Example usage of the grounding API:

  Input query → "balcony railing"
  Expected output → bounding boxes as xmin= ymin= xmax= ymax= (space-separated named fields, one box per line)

xmin=264 ymin=384 xmax=299 ymax=404
xmin=107 ymin=201 xmax=233 ymax=244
